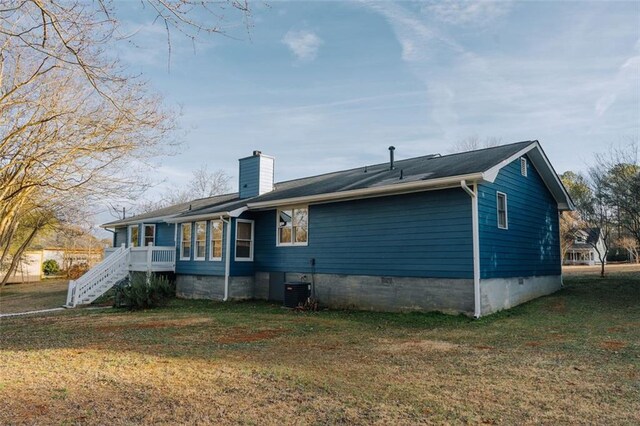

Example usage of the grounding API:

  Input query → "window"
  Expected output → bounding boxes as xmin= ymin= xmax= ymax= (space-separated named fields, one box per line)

xmin=143 ymin=224 xmax=155 ymax=246
xmin=235 ymin=220 xmax=254 ymax=261
xmin=497 ymin=192 xmax=508 ymax=229
xmin=210 ymin=220 xmax=223 ymax=260
xmin=277 ymin=207 xmax=308 ymax=246
xmin=128 ymin=225 xmax=139 ymax=247
xmin=194 ymin=221 xmax=206 ymax=260
xmin=520 ymin=157 xmax=528 ymax=177
xmin=180 ymin=223 xmax=192 ymax=260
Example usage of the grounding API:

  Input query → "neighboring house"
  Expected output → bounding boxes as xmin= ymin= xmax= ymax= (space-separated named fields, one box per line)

xmin=564 ymin=228 xmax=606 ymax=266
xmin=73 ymin=140 xmax=573 ymax=317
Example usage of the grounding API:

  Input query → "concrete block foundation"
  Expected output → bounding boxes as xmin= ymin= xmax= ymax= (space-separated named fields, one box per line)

xmin=176 ymin=275 xmax=253 ymax=300
xmin=175 ymin=272 xmax=562 ymax=316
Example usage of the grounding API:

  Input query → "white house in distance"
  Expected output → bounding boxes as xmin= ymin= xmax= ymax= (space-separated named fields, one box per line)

xmin=564 ymin=228 xmax=606 ymax=266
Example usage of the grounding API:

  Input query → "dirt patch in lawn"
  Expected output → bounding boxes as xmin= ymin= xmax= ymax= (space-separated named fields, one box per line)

xmin=599 ymin=340 xmax=627 ymax=351
xmin=218 ymin=327 xmax=286 ymax=344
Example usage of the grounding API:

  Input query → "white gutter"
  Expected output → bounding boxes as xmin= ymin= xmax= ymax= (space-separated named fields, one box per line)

xmin=165 ymin=207 xmax=248 ymax=223
xmin=461 ymin=180 xmax=481 ymax=319
xmin=221 ymin=215 xmax=232 ymax=301
xmin=101 ymin=215 xmax=177 ymax=229
xmin=248 ymin=173 xmax=484 ymax=209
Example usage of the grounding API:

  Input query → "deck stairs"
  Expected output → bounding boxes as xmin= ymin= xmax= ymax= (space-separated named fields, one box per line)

xmin=64 ymin=245 xmax=130 ymax=307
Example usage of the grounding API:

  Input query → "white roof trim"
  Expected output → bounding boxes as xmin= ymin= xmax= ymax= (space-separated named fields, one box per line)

xmin=165 ymin=207 xmax=248 ymax=223
xmin=101 ymin=215 xmax=177 ymax=229
xmin=483 ymin=144 xmax=537 ymax=182
xmin=482 ymin=141 xmax=574 ymax=211
xmin=247 ymin=173 xmax=484 ymax=209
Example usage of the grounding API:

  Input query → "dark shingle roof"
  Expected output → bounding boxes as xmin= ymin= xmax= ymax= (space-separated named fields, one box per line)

xmin=248 ymin=141 xmax=533 ymax=203
xmin=104 ymin=140 xmax=537 ymax=226
xmin=102 ymin=193 xmax=238 ymax=227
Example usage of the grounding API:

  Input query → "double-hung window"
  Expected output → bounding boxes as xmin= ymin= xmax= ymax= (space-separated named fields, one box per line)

xmin=277 ymin=207 xmax=308 ymax=246
xmin=180 ymin=223 xmax=192 ymax=260
xmin=143 ymin=224 xmax=155 ymax=246
xmin=210 ymin=220 xmax=223 ymax=260
xmin=235 ymin=220 xmax=254 ymax=261
xmin=194 ymin=221 xmax=206 ymax=260
xmin=128 ymin=225 xmax=139 ymax=247
xmin=497 ymin=192 xmax=508 ymax=229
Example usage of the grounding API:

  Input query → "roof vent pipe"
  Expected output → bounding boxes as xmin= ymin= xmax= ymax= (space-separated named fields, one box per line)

xmin=388 ymin=146 xmax=395 ymax=170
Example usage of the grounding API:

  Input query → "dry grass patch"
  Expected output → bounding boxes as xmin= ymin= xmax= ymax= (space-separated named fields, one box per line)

xmin=0 ymin=272 xmax=639 ymax=424
xmin=0 ymin=279 xmax=69 ymax=314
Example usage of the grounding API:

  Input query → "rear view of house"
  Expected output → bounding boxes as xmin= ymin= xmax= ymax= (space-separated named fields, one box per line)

xmin=77 ymin=140 xmax=573 ymax=317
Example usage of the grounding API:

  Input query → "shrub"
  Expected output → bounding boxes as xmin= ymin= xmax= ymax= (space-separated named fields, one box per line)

xmin=42 ymin=259 xmax=60 ymax=275
xmin=67 ymin=264 xmax=89 ymax=279
xmin=118 ymin=273 xmax=175 ymax=310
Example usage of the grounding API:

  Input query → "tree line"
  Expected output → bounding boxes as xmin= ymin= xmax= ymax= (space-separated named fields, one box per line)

xmin=560 ymin=141 xmax=639 ymax=276
xmin=0 ymin=1 xmax=250 ymax=286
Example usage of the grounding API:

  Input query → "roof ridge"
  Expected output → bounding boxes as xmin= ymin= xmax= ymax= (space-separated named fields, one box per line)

xmin=272 ymin=140 xmax=536 ymax=186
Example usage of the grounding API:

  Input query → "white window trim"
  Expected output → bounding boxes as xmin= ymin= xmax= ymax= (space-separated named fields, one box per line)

xmin=128 ymin=225 xmax=139 ymax=248
xmin=276 ymin=206 xmax=309 ymax=247
xmin=497 ymin=191 xmax=508 ymax=230
xmin=180 ymin=223 xmax=192 ymax=261
xmin=520 ymin=157 xmax=528 ymax=177
xmin=209 ymin=220 xmax=223 ymax=261
xmin=235 ymin=219 xmax=254 ymax=262
xmin=194 ymin=221 xmax=206 ymax=261
xmin=142 ymin=224 xmax=156 ymax=247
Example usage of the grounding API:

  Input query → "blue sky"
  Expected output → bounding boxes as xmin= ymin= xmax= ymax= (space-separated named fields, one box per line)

xmin=107 ymin=0 xmax=639 ymax=215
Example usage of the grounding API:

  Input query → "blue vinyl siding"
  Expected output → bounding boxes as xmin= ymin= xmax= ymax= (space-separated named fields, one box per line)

xmin=155 ymin=223 xmax=175 ymax=246
xmin=114 ymin=227 xmax=127 ymax=247
xmin=239 ymin=155 xmax=260 ymax=199
xmin=175 ymin=220 xmax=227 ymax=276
xmin=251 ymin=189 xmax=473 ymax=279
xmin=478 ymin=155 xmax=561 ymax=278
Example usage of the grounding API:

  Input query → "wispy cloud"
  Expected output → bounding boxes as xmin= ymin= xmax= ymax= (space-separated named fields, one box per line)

xmin=282 ymin=29 xmax=323 ymax=61
xmin=365 ymin=2 xmax=463 ymax=62
xmin=595 ymin=39 xmax=640 ymax=116
xmin=422 ymin=0 xmax=512 ymax=27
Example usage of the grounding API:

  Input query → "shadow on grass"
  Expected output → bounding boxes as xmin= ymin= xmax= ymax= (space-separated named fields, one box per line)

xmin=0 ymin=273 xmax=638 ymax=360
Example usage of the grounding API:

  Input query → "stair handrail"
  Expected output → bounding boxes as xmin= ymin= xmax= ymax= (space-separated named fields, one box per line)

xmin=66 ymin=245 xmax=130 ymax=307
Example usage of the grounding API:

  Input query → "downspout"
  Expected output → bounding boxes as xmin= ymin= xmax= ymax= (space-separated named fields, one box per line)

xmin=461 ymin=180 xmax=481 ymax=319
xmin=221 ymin=216 xmax=231 ymax=302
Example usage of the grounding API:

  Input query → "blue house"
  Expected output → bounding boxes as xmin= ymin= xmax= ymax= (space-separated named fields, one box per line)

xmin=68 ymin=141 xmax=573 ymax=317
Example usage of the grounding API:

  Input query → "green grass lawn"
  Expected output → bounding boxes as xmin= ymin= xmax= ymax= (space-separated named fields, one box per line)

xmin=0 ymin=272 xmax=638 ymax=425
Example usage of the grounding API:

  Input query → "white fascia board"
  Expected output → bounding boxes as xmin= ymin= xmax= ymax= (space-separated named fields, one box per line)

xmin=482 ymin=141 xmax=575 ymax=211
xmin=247 ymin=173 xmax=484 ymax=209
xmin=166 ymin=212 xmax=230 ymax=223
xmin=482 ymin=142 xmax=538 ymax=183
xmin=100 ymin=215 xmax=177 ymax=229
xmin=165 ymin=206 xmax=248 ymax=223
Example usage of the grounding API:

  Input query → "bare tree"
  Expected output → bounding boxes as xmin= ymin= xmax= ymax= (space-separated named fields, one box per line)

xmin=0 ymin=1 xmax=251 ymax=285
xmin=595 ymin=140 xmax=640 ymax=248
xmin=616 ymin=236 xmax=639 ymax=263
xmin=136 ymin=166 xmax=232 ymax=214
xmin=449 ymin=135 xmax=502 ymax=153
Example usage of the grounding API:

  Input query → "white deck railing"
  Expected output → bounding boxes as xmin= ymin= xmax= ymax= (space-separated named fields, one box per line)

xmin=129 ymin=244 xmax=176 ymax=272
